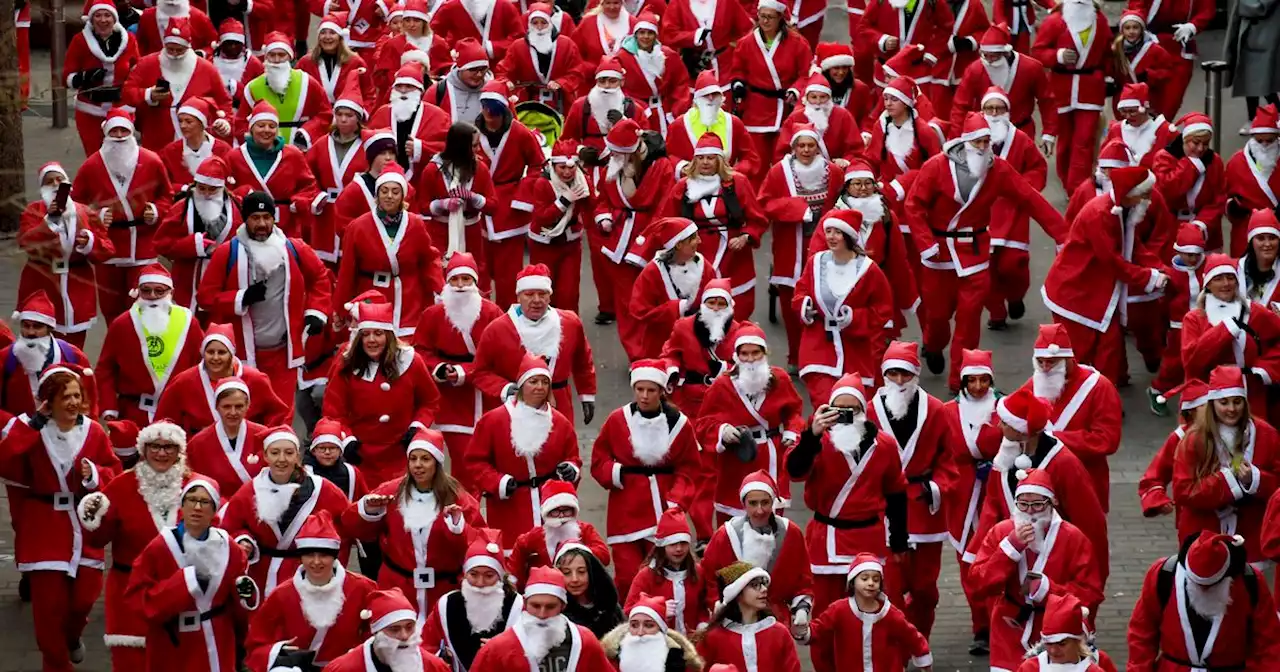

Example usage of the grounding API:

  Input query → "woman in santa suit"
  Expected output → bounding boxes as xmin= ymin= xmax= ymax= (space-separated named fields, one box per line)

xmin=497 ymin=3 xmax=587 ymax=110
xmin=62 ymin=0 xmax=140 ymax=154
xmin=1226 ymin=109 xmax=1280 ymax=257
xmin=0 ymin=364 xmax=121 ymax=672
xmin=1172 ymin=365 xmax=1280 ymax=563
xmin=791 ymin=210 xmax=894 ymax=405
xmin=343 ymin=430 xmax=483 ymax=623
xmin=183 ymin=377 xmax=269 ymax=500
xmin=1107 ymin=11 xmax=1177 ymax=118
xmin=155 ymin=97 xmax=235 ymax=189
xmin=656 ymin=135 xmax=768 ymax=322
xmin=660 ymin=0 xmax=751 ymax=83
xmin=574 ymin=0 xmax=638 ymax=76
xmin=372 ymin=0 xmax=453 ymax=100
xmin=617 ymin=14 xmax=691 ymax=136
xmin=323 ymin=296 xmax=442 ymax=488
xmin=335 ymin=164 xmax=445 ymax=339
xmin=416 ymin=123 xmax=498 ymax=283
xmin=1240 ymin=211 xmax=1280 ymax=306
xmin=864 ymin=77 xmax=945 ymax=183
xmin=155 ymin=324 xmax=291 ymax=436
xmin=305 ymin=71 xmax=374 ymax=269
xmin=1152 ymin=114 xmax=1228 ymax=252
xmin=334 ymin=134 xmax=401 ymax=230
xmin=298 ymin=15 xmax=378 ymax=111
xmin=628 ymin=218 xmax=717 ymax=358
xmin=694 ymin=562 xmax=802 ymax=672
xmin=623 ymin=508 xmax=709 ymax=634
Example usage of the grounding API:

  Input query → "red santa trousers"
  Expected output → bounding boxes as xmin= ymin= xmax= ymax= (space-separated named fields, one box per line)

xmin=985 ymin=247 xmax=1030 ymax=323
xmin=1151 ymin=327 xmax=1186 ymax=394
xmin=443 ymin=431 xmax=474 ymax=489
xmin=486 ymin=237 xmax=528 ymax=308
xmin=732 ymin=288 xmax=756 ymax=322
xmin=802 ymin=374 xmax=838 ymax=410
xmin=30 ymin=569 xmax=103 ymax=672
xmin=956 ymin=554 xmax=989 ymax=636
xmin=1052 ymin=315 xmax=1127 ymax=386
xmin=529 ymin=241 xmax=582 ymax=315
xmin=611 ymin=263 xmax=646 ymax=361
xmin=922 ymin=267 xmax=991 ymax=391
xmin=1127 ymin=300 xmax=1167 ymax=373
xmin=1153 ymin=58 xmax=1194 ymax=121
xmin=884 ymin=542 xmax=943 ymax=639
xmin=18 ymin=25 xmax=29 ymax=105
xmin=775 ymin=285 xmax=803 ymax=367
xmin=747 ymin=133 xmax=777 ymax=182
xmin=96 ymin=264 xmax=145 ymax=324
xmin=75 ymin=112 xmax=107 ymax=157
xmin=255 ymin=345 xmax=298 ymax=420
xmin=611 ymin=538 xmax=655 ymax=596
xmin=689 ymin=452 xmax=718 ymax=542
xmin=586 ymin=225 xmax=616 ymax=315
xmin=1056 ymin=110 xmax=1102 ymax=195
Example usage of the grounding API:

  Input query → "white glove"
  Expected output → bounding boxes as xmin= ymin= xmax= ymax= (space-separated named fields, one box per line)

xmin=1173 ymin=23 xmax=1196 ymax=44
xmin=802 ymin=208 xmax=814 ymax=224
xmin=665 ymin=601 xmax=678 ymax=620
xmin=835 ymin=305 xmax=854 ymax=329
xmin=1153 ymin=270 xmax=1170 ymax=290
xmin=721 ymin=425 xmax=742 ymax=444
xmin=791 ymin=608 xmax=809 ymax=627
xmin=213 ymin=118 xmax=232 ymax=136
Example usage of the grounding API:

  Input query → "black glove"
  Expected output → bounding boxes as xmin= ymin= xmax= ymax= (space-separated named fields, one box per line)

xmin=1166 ymin=138 xmax=1185 ymax=158
xmin=975 ymin=460 xmax=993 ymax=482
xmin=917 ymin=480 xmax=934 ymax=508
xmin=1104 ymin=80 xmax=1121 ymax=97
xmin=503 ymin=478 xmax=519 ymax=498
xmin=667 ymin=370 xmax=680 ymax=389
xmin=731 ymin=81 xmax=747 ymax=103
xmin=270 ymin=648 xmax=317 ymax=672
xmin=235 ymin=576 xmax=256 ymax=601
xmin=1136 ymin=71 xmax=1149 ymax=83
xmin=401 ymin=426 xmax=419 ymax=447
xmin=242 ymin=280 xmax=268 ymax=306
xmin=1228 ymin=197 xmax=1252 ymax=219
xmin=27 ymin=413 xmax=49 ymax=430
xmin=304 ymin=314 xmax=324 ymax=336
xmin=707 ymin=358 xmax=724 ymax=378
xmin=343 ymin=438 xmax=362 ymax=465
xmin=951 ymin=35 xmax=974 ymax=52
xmin=606 ymin=109 xmax=624 ymax=125
xmin=581 ymin=400 xmax=595 ymax=425
xmin=1201 ymin=148 xmax=1216 ymax=165
xmin=293 ymin=133 xmax=309 ymax=150
xmin=432 ymin=363 xmax=450 ymax=382
xmin=728 ymin=426 xmax=758 ymax=463
xmin=555 ymin=461 xmax=578 ymax=482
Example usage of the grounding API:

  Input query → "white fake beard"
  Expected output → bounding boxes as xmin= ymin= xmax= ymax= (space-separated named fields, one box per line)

xmin=135 ymin=458 xmax=185 ymax=529
xmin=392 ymin=91 xmax=422 ymax=123
xmin=184 ymin=530 xmax=227 ymax=580
xmin=1062 ymin=0 xmax=1095 ymax=33
xmin=15 ymin=335 xmax=52 ymax=373
xmin=882 ymin=378 xmax=917 ymax=420
xmin=158 ymin=0 xmax=189 ymax=17
xmin=695 ymin=98 xmax=721 ymax=127
xmin=803 ymin=101 xmax=833 ymax=135
xmin=1010 ymin=509 xmax=1050 ymax=553
xmin=843 ymin=196 xmax=884 ymax=237
xmin=442 ymin=285 xmax=482 ymax=335
xmin=1205 ymin=295 xmax=1245 ymax=327
xmin=1122 ymin=117 xmax=1156 ymax=160
xmin=371 ymin=630 xmax=425 ymax=672
xmin=792 ymin=155 xmax=828 ymax=191
xmin=1032 ymin=360 xmax=1067 ymax=403
xmin=958 ymin=390 xmax=996 ymax=431
xmin=992 ymin=437 xmax=1025 ymax=472
xmin=252 ymin=475 xmax=300 ymax=524
xmin=461 ymin=581 xmax=506 ymax=631
xmin=619 ymin=633 xmax=670 ymax=672
xmin=400 ymin=490 xmax=439 ymax=531
xmin=888 ymin=0 xmax=907 ymax=8
xmin=739 ymin=524 xmax=777 ymax=569
xmin=297 ymin=570 xmax=346 ymax=630
xmin=698 ymin=305 xmax=731 ymax=344
xmin=588 ymin=86 xmax=624 ymax=131
xmin=139 ymin=297 xmax=175 ymax=334
xmin=828 ymin=416 xmax=867 ymax=456
xmin=461 ymin=0 xmax=493 ymax=21
xmin=513 ymin=309 xmax=561 ymax=360
xmin=516 ymin=611 xmax=569 ymax=661
xmin=529 ymin=27 xmax=553 ymax=54
xmin=214 ymin=56 xmax=248 ymax=86
xmin=160 ymin=49 xmax=197 ymax=89
xmin=636 ymin=46 xmax=665 ymax=78
xmin=41 ymin=184 xmax=59 ymax=207
xmin=510 ymin=401 xmax=553 ymax=458
xmin=669 ymin=256 xmax=703 ymax=299
xmin=242 ymin=227 xmax=288 ymax=276
xmin=265 ymin=62 xmax=292 ymax=94
xmin=1250 ymin=139 xmax=1280 ymax=174
xmin=629 ymin=412 xmax=670 ymax=466
xmin=982 ymin=58 xmax=1011 ymax=90
xmin=1095 ymin=170 xmax=1112 ymax=192
xmin=1185 ymin=576 xmax=1234 ymax=619
xmin=102 ymin=135 xmax=140 ymax=183
xmin=194 ymin=192 xmax=226 ymax=223
xmin=1127 ymin=198 xmax=1151 ymax=229
xmin=986 ymin=114 xmax=1011 ymax=147
xmin=733 ymin=358 xmax=771 ymax=398
xmin=543 ymin=517 xmax=579 ymax=558
xmin=964 ymin=146 xmax=992 ymax=179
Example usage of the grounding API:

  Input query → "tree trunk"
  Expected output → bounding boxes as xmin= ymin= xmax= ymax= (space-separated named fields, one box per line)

xmin=0 ymin=0 xmax=25 ymax=234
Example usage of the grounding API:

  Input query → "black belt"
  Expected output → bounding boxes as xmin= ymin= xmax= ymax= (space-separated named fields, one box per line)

xmin=382 ymin=556 xmax=459 ymax=584
xmin=680 ymin=372 xmax=714 ymax=386
xmin=358 ymin=269 xmax=399 ymax=278
xmin=931 ymin=228 xmax=987 ymax=238
xmin=514 ymin=472 xmax=557 ymax=488
xmin=109 ymin=218 xmax=146 ymax=229
xmin=551 ymin=380 xmax=569 ymax=390
xmin=1051 ymin=65 xmax=1100 ymax=75
xmin=112 ymin=562 xmax=133 ymax=573
xmin=813 ymin=512 xmax=879 ymax=529
xmin=619 ymin=465 xmax=675 ymax=476
xmin=906 ymin=472 xmax=933 ymax=485
xmin=259 ymin=547 xmax=305 ymax=559
xmin=1159 ymin=654 xmax=1243 ymax=671
xmin=278 ymin=121 xmax=304 ymax=128
xmin=164 ymin=602 xmax=226 ymax=646
xmin=30 ymin=491 xmax=84 ymax=506
xmin=438 ymin=351 xmax=474 ymax=363
xmin=747 ymin=84 xmax=788 ymax=99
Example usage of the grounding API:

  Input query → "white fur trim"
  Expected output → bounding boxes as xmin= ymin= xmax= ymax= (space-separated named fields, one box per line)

xmin=77 ymin=493 xmax=109 ymax=531
xmin=631 ymin=366 xmax=667 ymax=388
xmin=264 ymin=430 xmax=300 ymax=449
xmin=739 ymin=481 xmax=775 ymax=501
xmin=1182 ymin=122 xmax=1213 ymax=137
xmin=846 ymin=559 xmax=882 ymax=581
xmin=820 ymin=55 xmax=855 ymax=69
xmin=138 ymin=273 xmax=174 ymax=287
xmin=630 ymin=605 xmax=668 ymax=631
xmin=525 ymin=581 xmax=568 ymax=601
xmin=371 ymin=609 xmax=418 ymax=632
xmin=828 ymin=385 xmax=866 ymax=406
xmin=406 ymin=438 xmax=446 ymax=464
xmin=995 ymin=397 xmax=1029 ymax=434
xmin=720 ymin=566 xmax=769 ymax=605
xmin=880 ymin=358 xmax=919 ymax=375
xmin=540 ymin=492 xmax=578 ymax=515
xmin=516 ymin=275 xmax=553 ymax=293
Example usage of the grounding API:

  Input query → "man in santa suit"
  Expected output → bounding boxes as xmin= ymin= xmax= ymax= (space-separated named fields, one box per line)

xmin=496 ymin=3 xmax=586 ymax=110
xmin=135 ymin=0 xmax=217 ymax=55
xmin=430 ymin=0 xmax=523 ymax=62
xmin=1130 ymin=0 xmax=1213 ymax=120
xmin=18 ymin=163 xmax=114 ymax=348
xmin=154 ymin=156 xmax=242 ymax=313
xmin=562 ymin=59 xmax=655 ymax=157
xmin=589 ymin=359 xmax=700 ymax=593
xmin=156 ymin=97 xmax=235 ymax=189
xmin=980 ymin=85 xmax=1049 ymax=330
xmin=1031 ymin=0 xmax=1112 ymax=193
xmin=698 ymin=470 xmax=814 ymax=627
xmin=472 ymin=264 xmax=598 ymax=424
xmin=244 ymin=512 xmax=379 ymax=669
xmin=856 ymin=0 xmax=954 ymax=90
xmin=463 ymin=355 xmax=584 ymax=554
xmin=1153 ymin=113 xmax=1228 ymax=252
xmin=209 ymin=20 xmax=264 ymax=109
xmin=98 ymin=264 xmax=206 ymax=427
xmin=424 ymin=39 xmax=494 ymax=124
xmin=521 ymin=140 xmax=592 ymax=314
xmin=62 ymin=0 xmax=140 ymax=155
xmin=627 ymin=217 xmax=716 ymax=359
xmin=1 ymin=292 xmax=94 ymax=418
xmin=967 ymin=468 xmax=1103 ymax=672
xmin=507 ymin=481 xmax=611 ymax=589
xmin=124 ymin=478 xmax=251 ymax=672
xmin=372 ymin=0 xmax=452 ymax=98
xmin=867 ymin=341 xmax=955 ymax=639
xmin=1129 ymin=531 xmax=1280 ymax=670
xmin=123 ymin=19 xmax=234 ymax=151
xmin=421 ymin=530 xmax=525 ymax=668
xmin=1100 ymin=83 xmax=1179 ymax=170
xmin=666 ymin=71 xmax=761 ymax=178
xmin=774 ymin=73 xmax=864 ymax=166
xmin=617 ymin=12 xmax=691 ymax=137
xmin=238 ymin=34 xmax=333 ymax=149
xmin=1042 ymin=165 xmax=1170 ymax=384
xmin=864 ymin=77 xmax=944 ymax=183
xmin=369 ymin=62 xmax=450 ymax=181
xmin=906 ymin=113 xmax=1064 ymax=391
xmin=325 ymin=588 xmax=452 ymax=672
xmin=469 ymin=567 xmax=613 ymax=671
xmin=928 ymin=0 xmax=989 ymax=119
xmin=1226 ymin=106 xmax=1280 ymax=257
xmin=950 ymin=23 xmax=1058 ymax=151
xmin=70 ymin=109 xmax=174 ymax=323
xmin=226 ymin=102 xmax=322 ymax=239
xmin=197 ymin=191 xmax=333 ymax=417
xmin=659 ymin=0 xmax=751 ymax=83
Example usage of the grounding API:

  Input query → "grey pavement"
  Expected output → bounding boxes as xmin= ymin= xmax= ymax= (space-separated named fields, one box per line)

xmin=0 ymin=9 xmax=1261 ymax=671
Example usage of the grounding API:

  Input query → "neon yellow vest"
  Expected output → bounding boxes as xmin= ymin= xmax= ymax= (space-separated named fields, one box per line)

xmin=136 ymin=304 xmax=191 ymax=380
xmin=248 ymin=71 xmax=304 ymax=143
xmin=688 ymin=112 xmax=731 ymax=154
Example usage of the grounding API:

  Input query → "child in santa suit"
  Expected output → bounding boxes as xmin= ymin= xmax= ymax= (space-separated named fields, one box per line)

xmin=522 ymin=140 xmax=594 ymax=314
xmin=1015 ymin=594 xmax=1111 ymax=672
xmin=624 ymin=508 xmax=709 ymax=634
xmin=801 ymin=553 xmax=933 ymax=672
xmin=421 ymin=529 xmax=525 ymax=669
xmin=304 ymin=419 xmax=370 ymax=565
xmin=243 ymin=512 xmax=379 ymax=669
xmin=183 ymin=377 xmax=268 ymax=499
xmin=1147 ymin=223 xmax=1207 ymax=416
xmin=601 ymin=593 xmax=704 ymax=672
xmin=627 ymin=217 xmax=717 ymax=358
xmin=507 ymin=481 xmax=611 ymax=590
xmin=1151 ymin=113 xmax=1227 ymax=252
xmin=1138 ymin=379 xmax=1208 ymax=519
xmin=590 ymin=358 xmax=701 ymax=593
xmin=695 ymin=562 xmax=803 ymax=672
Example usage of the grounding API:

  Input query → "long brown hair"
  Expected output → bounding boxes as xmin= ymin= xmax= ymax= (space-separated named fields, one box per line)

xmin=643 ymin=542 xmax=699 ymax=583
xmin=1179 ymin=399 xmax=1252 ymax=481
xmin=342 ymin=332 xmax=407 ymax=383
xmin=309 ymin=38 xmax=355 ymax=67
xmin=1110 ymin=33 xmax=1135 ymax=82
xmin=395 ymin=452 xmax=464 ymax=509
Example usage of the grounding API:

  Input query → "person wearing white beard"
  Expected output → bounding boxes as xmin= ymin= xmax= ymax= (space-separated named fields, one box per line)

xmin=210 ymin=20 xmax=261 ymax=102
xmin=122 ymin=18 xmax=235 ymax=151
xmin=629 ymin=217 xmax=715 ymax=358
xmin=240 ymin=34 xmax=334 ymax=149
xmin=494 ymin=3 xmax=583 ymax=111
xmin=421 ymin=531 xmax=525 ymax=669
xmin=154 ymin=155 xmax=241 ymax=312
xmin=585 ymin=66 xmax=631 ymax=135
xmin=774 ymin=73 xmax=865 ymax=171
xmin=3 ymin=291 xmax=95 ymax=407
xmin=1033 ymin=0 xmax=1110 ymax=192
xmin=507 ymin=479 xmax=613 ymax=589
xmin=664 ymin=70 xmax=763 ymax=179
xmin=322 ymin=587 xmax=453 ymax=671
xmin=1226 ymin=106 xmax=1280 ymax=257
xmin=600 ymin=594 xmax=704 ymax=672
xmin=137 ymin=0 xmax=218 ymax=56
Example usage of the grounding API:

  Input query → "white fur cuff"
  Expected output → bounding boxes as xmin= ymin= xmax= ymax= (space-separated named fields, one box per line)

xmin=358 ymin=496 xmax=388 ymax=521
xmin=77 ymin=492 xmax=109 ymax=531
xmin=498 ymin=475 xmax=514 ymax=500
xmin=999 ymin=537 xmax=1023 ymax=561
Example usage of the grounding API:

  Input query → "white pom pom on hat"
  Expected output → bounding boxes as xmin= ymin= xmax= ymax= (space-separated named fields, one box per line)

xmin=1016 ymin=469 xmax=1029 ymax=481
xmin=246 ymin=454 xmax=259 ymax=465
xmin=1047 ymin=344 xmax=1060 ymax=355
xmin=486 ymin=543 xmax=500 ymax=553
xmin=1081 ymin=606 xmax=1090 ymax=619
xmin=360 ymin=609 xmax=373 ymax=620
xmin=82 ymin=368 xmax=93 ymax=376
xmin=1232 ymin=535 xmax=1245 ymax=546
xmin=380 ymin=382 xmax=391 ymax=391
xmin=1014 ymin=454 xmax=1033 ymax=470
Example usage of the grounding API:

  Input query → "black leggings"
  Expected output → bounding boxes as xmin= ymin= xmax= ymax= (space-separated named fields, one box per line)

xmin=1247 ymin=94 xmax=1280 ymax=119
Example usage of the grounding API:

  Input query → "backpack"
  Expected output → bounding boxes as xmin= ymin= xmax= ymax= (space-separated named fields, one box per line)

xmin=224 ymin=237 xmax=301 ymax=275
xmin=1 ymin=340 xmax=81 ymax=409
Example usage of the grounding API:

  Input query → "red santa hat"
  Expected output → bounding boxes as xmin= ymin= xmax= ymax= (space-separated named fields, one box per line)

xmin=295 ymin=511 xmax=342 ymax=553
xmin=1159 ymin=378 xmax=1210 ymax=411
xmin=214 ymin=376 xmax=250 ymax=401
xmin=310 ymin=417 xmax=353 ymax=451
xmin=790 ymin=122 xmax=820 ymax=145
xmin=407 ymin=428 xmax=447 ymax=463
xmin=516 ymin=263 xmax=554 ymax=294
xmin=959 ymin=348 xmax=994 ymax=379
xmin=1178 ymin=112 xmax=1214 ymax=137
xmin=655 ymin=507 xmax=692 ymax=546
xmin=402 ymin=0 xmax=430 ymax=21
xmin=181 ymin=477 xmax=221 ymax=510
xmin=1184 ymin=531 xmax=1244 ymax=585
xmin=846 ymin=552 xmax=883 ymax=582
xmin=882 ymin=76 xmax=916 ymax=108
xmin=1033 ymin=323 xmax=1074 ymax=359
xmin=1208 ymin=364 xmax=1248 ymax=401
xmin=630 ymin=358 xmax=669 ymax=388
xmin=386 ymin=3 xmax=405 ymax=19
xmin=733 ymin=323 xmax=768 ymax=353
xmin=1118 ymin=8 xmax=1145 ymax=27
xmin=445 ymin=252 xmax=480 ymax=281
xmin=1116 ymin=82 xmax=1149 ymax=111
xmin=634 ymin=10 xmax=659 ymax=32
xmin=262 ymin=31 xmax=294 ymax=57
xmin=996 ymin=387 xmax=1051 ymax=436
xmin=882 ymin=44 xmax=936 ymax=80
xmin=701 ymin=278 xmax=733 ymax=305
xmin=218 ymin=18 xmax=247 ymax=43
xmin=539 ymin=479 xmax=578 ymax=516
xmin=374 ymin=163 xmax=408 ymax=191
xmin=135 ymin=419 xmax=184 ymax=453
xmin=463 ymin=528 xmax=506 ymax=575
xmin=596 ymin=57 xmax=624 ymax=81
xmin=37 ymin=161 xmax=67 ymax=184
xmin=201 ymin=322 xmax=237 ymax=355
xmin=738 ymin=469 xmax=777 ymax=502
xmin=606 ymin=118 xmax=643 ymax=154
xmin=844 ymin=158 xmax=875 ymax=181
xmin=757 ymin=0 xmax=787 ymax=12
xmin=13 ymin=290 xmax=57 ymax=327
xmin=821 ymin=209 xmax=863 ymax=239
xmin=177 ymin=97 xmax=218 ymax=128
xmin=516 ymin=353 xmax=552 ymax=389
xmin=101 ymin=108 xmax=134 ymax=134
xmin=629 ymin=594 xmax=670 ymax=633
xmin=318 ymin=11 xmax=350 ymax=36
xmin=980 ymin=86 xmax=1009 ymax=109
xmin=82 ymin=0 xmax=118 ymax=20
xmin=479 ymin=79 xmax=514 ymax=110
xmin=1097 ymin=140 xmax=1135 ymax=169
xmin=193 ymin=155 xmax=230 ymax=188
xmin=163 ymin=17 xmax=193 ymax=46
xmin=1109 ymin=165 xmax=1156 ymax=204
xmin=394 ymin=61 xmax=426 ymax=90
xmin=803 ymin=71 xmax=831 ymax=96
xmin=549 ymin=140 xmax=580 ymax=165
xmin=1248 ymin=208 xmax=1280 ymax=241
xmin=719 ymin=564 xmax=770 ymax=606
xmin=815 ymin=42 xmax=855 ymax=70
xmin=1200 ymin=253 xmax=1239 ymax=286
xmin=828 ymin=372 xmax=867 ymax=406
xmin=334 ymin=68 xmax=368 ymax=120
xmin=1243 ymin=104 xmax=1280 ymax=135
xmin=1173 ymin=221 xmax=1207 ymax=254
xmin=361 ymin=588 xmax=418 ymax=632
xmin=1040 ymin=594 xmax=1090 ymax=642
xmin=136 ymin=263 xmax=174 ymax=289
xmin=979 ymin=22 xmax=1012 ymax=52
xmin=353 ymin=297 xmax=396 ymax=333
xmin=524 ymin=1 xmax=552 ymax=23
xmin=955 ymin=112 xmax=991 ymax=145
xmin=453 ymin=38 xmax=489 ymax=71
xmin=651 ymin=216 xmax=699 ymax=252
xmin=264 ymin=425 xmax=301 ymax=450
xmin=881 ymin=340 xmax=920 ymax=376
xmin=693 ymin=70 xmax=721 ymax=99
xmin=526 ymin=566 xmax=568 ymax=602
xmin=1014 ymin=467 xmax=1055 ymax=499
xmin=248 ymin=100 xmax=279 ymax=127
xmin=104 ymin=419 xmax=140 ymax=456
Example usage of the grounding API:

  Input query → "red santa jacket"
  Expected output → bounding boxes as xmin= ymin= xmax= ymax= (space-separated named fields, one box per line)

xmin=0 ymin=340 xmax=92 ymax=418
xmin=412 ymin=299 xmax=507 ymax=435
xmin=1024 ymin=363 xmax=1122 ymax=511
xmin=933 ymin=0 xmax=989 ymax=90
xmin=421 ymin=588 xmax=523 ymax=668
xmin=476 ymin=119 xmax=547 ymax=240
xmin=792 ymin=251 xmax=894 ymax=383
xmin=368 ymin=102 xmax=451 ymax=182
xmin=595 ymin=153 xmax=677 ymax=268
xmin=122 ymin=54 xmax=234 ymax=150
xmin=327 ymin=639 xmax=451 ymax=671
xmin=305 ymin=129 xmax=374 ymax=263
xmin=496 ymin=36 xmax=587 ymax=109
xmin=694 ymin=370 xmax=805 ymax=516
xmin=135 ymin=8 xmax=217 ymax=55
xmin=628 ymin=254 xmax=717 ymax=359
xmin=521 ymin=166 xmax=593 ymax=246
xmin=759 ymin=157 xmax=843 ymax=287
xmin=416 ymin=155 xmax=499 ymax=253
xmin=335 ymin=211 xmax=444 ymax=337
xmin=657 ymin=172 xmax=768 ymax=298
xmin=803 ymin=205 xmax=920 ymax=331
xmin=699 ymin=512 xmax=813 ymax=616
xmin=727 ymin=28 xmax=812 ymax=134
xmin=951 ymin=52 xmax=1058 ymax=140
xmin=857 ymin=0 xmax=955 ymax=72
xmin=314 ymin=0 xmax=388 ymax=50
xmin=666 ymin=111 xmax=762 ymax=180
xmin=157 ymin=135 xmax=235 ymax=190
xmin=63 ymin=26 xmax=140 ymax=119
xmin=185 ymin=420 xmax=268 ymax=499
xmin=573 ymin=12 xmax=637 ymax=76
xmin=561 ymin=93 xmax=655 ymax=154
xmin=1181 ymin=301 xmax=1280 ymax=393
xmin=658 ymin=0 xmax=752 ymax=81
xmin=244 ymin=563 xmax=378 ymax=668
xmin=616 ymin=44 xmax=692 ymax=135
xmin=1109 ymin=32 xmax=1177 ymax=93
xmin=864 ymin=114 xmax=944 ymax=183
xmin=1128 ymin=0 xmax=1215 ymax=62
xmin=1062 ymin=180 xmax=1178 ymax=287
xmin=507 ymin=521 xmax=610 ymax=589
xmin=18 ymin=202 xmax=114 ymax=333
xmin=869 ymin=386 xmax=956 ymax=541
xmin=1226 ymin=148 xmax=1280 ymax=256
xmin=97 ymin=307 xmax=205 ymax=424
xmin=624 ymin=562 xmax=709 ymax=633
xmin=941 ymin=393 xmax=1002 ymax=560
xmin=430 ymin=0 xmax=524 ymax=62
xmin=71 ymin=147 xmax=174 ymax=265
xmin=1102 ymin=116 xmax=1179 ymax=168
xmin=1165 ymin=257 xmax=1203 ymax=331
xmin=1153 ymin=148 xmax=1227 ymax=249
xmin=988 ymin=127 xmax=1049 ymax=249
xmin=695 ymin=618 xmax=803 ymax=672
xmin=1031 ymin=10 xmax=1113 ymax=112
xmin=225 ymin=141 xmax=321 ymax=239
xmin=1139 ymin=425 xmax=1182 ymax=516
xmin=298 ymin=53 xmax=377 ymax=110
xmin=992 ymin=0 xmax=1054 ymax=49
xmin=774 ymin=106 xmax=866 ymax=164
xmin=809 ymin=597 xmax=932 ymax=672
xmin=154 ymin=360 xmax=289 ymax=435
xmin=659 ymin=315 xmax=743 ymax=418
xmin=373 ymin=34 xmax=453 ymax=100
xmin=154 ymin=192 xmax=242 ymax=310
xmin=470 ymin=621 xmax=612 ymax=671
xmin=471 ymin=308 xmax=598 ymax=422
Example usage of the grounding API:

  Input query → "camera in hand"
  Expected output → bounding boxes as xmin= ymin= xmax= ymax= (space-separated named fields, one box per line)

xmin=835 ymin=407 xmax=857 ymax=424
xmin=154 ymin=78 xmax=171 ymax=93
xmin=50 ymin=183 xmax=71 ymax=215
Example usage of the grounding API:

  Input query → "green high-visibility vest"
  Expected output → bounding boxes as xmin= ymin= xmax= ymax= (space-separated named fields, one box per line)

xmin=687 ymin=112 xmax=731 ymax=154
xmin=136 ymin=304 xmax=192 ymax=380
xmin=248 ymin=71 xmax=304 ymax=143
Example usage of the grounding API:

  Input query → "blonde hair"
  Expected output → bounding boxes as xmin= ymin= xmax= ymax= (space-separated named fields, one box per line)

xmin=681 ymin=155 xmax=733 ymax=182
xmin=1180 ymin=399 xmax=1251 ymax=481
xmin=309 ymin=38 xmax=355 ymax=67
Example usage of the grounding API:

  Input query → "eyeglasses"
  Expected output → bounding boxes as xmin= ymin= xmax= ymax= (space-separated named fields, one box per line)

xmin=146 ymin=443 xmax=180 ymax=453
xmin=183 ymin=496 xmax=215 ymax=509
xmin=311 ymin=444 xmax=340 ymax=453
xmin=1014 ymin=499 xmax=1051 ymax=513
xmin=746 ymin=577 xmax=769 ymax=590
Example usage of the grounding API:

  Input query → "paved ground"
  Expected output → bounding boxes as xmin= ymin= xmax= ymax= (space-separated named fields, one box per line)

xmin=0 ymin=8 xmax=1260 ymax=670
